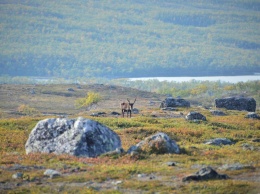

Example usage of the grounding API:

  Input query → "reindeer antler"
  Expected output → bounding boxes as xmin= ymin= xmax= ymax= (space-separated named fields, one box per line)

xmin=127 ymin=98 xmax=137 ymax=104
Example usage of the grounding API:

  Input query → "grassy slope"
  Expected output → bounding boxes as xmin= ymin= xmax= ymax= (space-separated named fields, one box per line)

xmin=0 ymin=0 xmax=259 ymax=77
xmin=0 ymin=84 xmax=260 ymax=193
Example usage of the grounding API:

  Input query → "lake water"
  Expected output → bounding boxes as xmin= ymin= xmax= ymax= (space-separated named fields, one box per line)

xmin=129 ymin=75 xmax=260 ymax=83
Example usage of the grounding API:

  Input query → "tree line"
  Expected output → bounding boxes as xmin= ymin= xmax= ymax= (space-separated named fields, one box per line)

xmin=0 ymin=0 xmax=259 ymax=78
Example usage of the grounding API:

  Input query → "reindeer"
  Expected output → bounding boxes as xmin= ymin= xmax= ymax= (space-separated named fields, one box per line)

xmin=121 ymin=98 xmax=136 ymax=118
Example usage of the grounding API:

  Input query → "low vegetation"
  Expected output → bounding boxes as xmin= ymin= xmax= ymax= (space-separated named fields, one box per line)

xmin=0 ymin=83 xmax=259 ymax=193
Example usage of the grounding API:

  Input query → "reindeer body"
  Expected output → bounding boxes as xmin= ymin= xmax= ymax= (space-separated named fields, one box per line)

xmin=121 ymin=98 xmax=136 ymax=118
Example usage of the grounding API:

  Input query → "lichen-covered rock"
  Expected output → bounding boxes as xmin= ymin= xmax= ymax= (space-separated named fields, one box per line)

xmin=25 ymin=117 xmax=121 ymax=157
xmin=185 ymin=111 xmax=206 ymax=121
xmin=215 ymin=97 xmax=256 ymax=112
xmin=160 ymin=97 xmax=190 ymax=108
xmin=128 ymin=132 xmax=180 ymax=154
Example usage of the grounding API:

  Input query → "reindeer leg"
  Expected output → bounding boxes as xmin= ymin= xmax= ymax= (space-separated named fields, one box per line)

xmin=122 ymin=109 xmax=124 ymax=118
xmin=129 ymin=110 xmax=131 ymax=118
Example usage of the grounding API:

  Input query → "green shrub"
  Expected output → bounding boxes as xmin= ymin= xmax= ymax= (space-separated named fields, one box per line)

xmin=75 ymin=92 xmax=102 ymax=109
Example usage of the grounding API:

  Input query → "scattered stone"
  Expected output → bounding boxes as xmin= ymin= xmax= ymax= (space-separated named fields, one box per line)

xmin=25 ymin=117 xmax=122 ymax=157
xmin=166 ymin=161 xmax=176 ymax=166
xmin=148 ymin=101 xmax=156 ymax=106
xmin=210 ymin=110 xmax=226 ymax=116
xmin=182 ymin=166 xmax=229 ymax=182
xmin=242 ymin=143 xmax=255 ymax=151
xmin=90 ymin=112 xmax=106 ymax=117
xmin=185 ymin=111 xmax=206 ymax=121
xmin=12 ymin=172 xmax=23 ymax=179
xmin=160 ymin=97 xmax=190 ymax=108
xmin=110 ymin=111 xmax=120 ymax=116
xmin=161 ymin=107 xmax=178 ymax=111
xmin=128 ymin=132 xmax=180 ymax=154
xmin=44 ymin=169 xmax=61 ymax=179
xmin=29 ymin=89 xmax=36 ymax=95
xmin=245 ymin=112 xmax=260 ymax=119
xmin=132 ymin=108 xmax=139 ymax=114
xmin=137 ymin=174 xmax=146 ymax=178
xmin=67 ymin=88 xmax=75 ymax=92
xmin=252 ymin=139 xmax=260 ymax=142
xmin=204 ymin=138 xmax=234 ymax=146
xmin=112 ymin=180 xmax=123 ymax=185
xmin=215 ymin=97 xmax=256 ymax=112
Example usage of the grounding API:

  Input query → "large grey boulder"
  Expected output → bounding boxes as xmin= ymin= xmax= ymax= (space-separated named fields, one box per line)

xmin=160 ymin=97 xmax=190 ymax=108
xmin=25 ymin=117 xmax=121 ymax=157
xmin=215 ymin=97 xmax=256 ymax=112
xmin=127 ymin=132 xmax=180 ymax=154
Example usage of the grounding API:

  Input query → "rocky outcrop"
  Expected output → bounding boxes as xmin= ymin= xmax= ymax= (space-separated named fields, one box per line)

xmin=127 ymin=132 xmax=180 ymax=154
xmin=215 ymin=97 xmax=256 ymax=112
xmin=185 ymin=112 xmax=206 ymax=121
xmin=25 ymin=117 xmax=121 ymax=157
xmin=182 ymin=166 xmax=229 ymax=182
xmin=160 ymin=97 xmax=190 ymax=108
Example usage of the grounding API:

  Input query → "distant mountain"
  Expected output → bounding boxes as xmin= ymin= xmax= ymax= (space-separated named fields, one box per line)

xmin=0 ymin=0 xmax=259 ymax=78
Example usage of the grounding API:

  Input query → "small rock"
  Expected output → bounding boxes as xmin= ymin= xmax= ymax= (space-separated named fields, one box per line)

xmin=30 ymin=89 xmax=36 ymax=94
xmin=166 ymin=162 xmax=176 ymax=166
xmin=110 ymin=111 xmax=120 ymax=116
xmin=67 ymin=88 xmax=75 ymax=92
xmin=12 ymin=172 xmax=23 ymax=179
xmin=242 ymin=143 xmax=255 ymax=151
xmin=112 ymin=180 xmax=123 ymax=185
xmin=204 ymin=138 xmax=234 ymax=146
xmin=186 ymin=111 xmax=206 ymax=121
xmin=161 ymin=107 xmax=178 ymax=111
xmin=245 ymin=112 xmax=260 ymax=119
xmin=137 ymin=174 xmax=146 ymax=178
xmin=182 ymin=166 xmax=229 ymax=182
xmin=44 ymin=169 xmax=61 ymax=178
xmin=210 ymin=110 xmax=226 ymax=116
xmin=132 ymin=108 xmax=139 ymax=114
